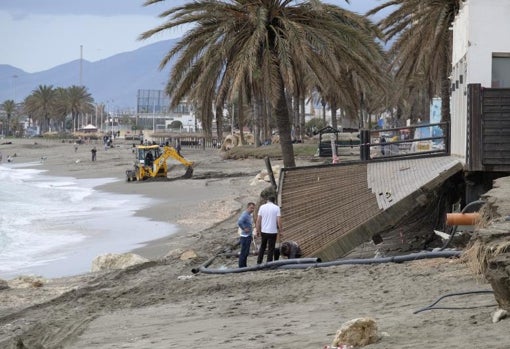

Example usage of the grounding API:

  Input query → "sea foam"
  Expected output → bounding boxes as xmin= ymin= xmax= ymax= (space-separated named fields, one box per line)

xmin=0 ymin=163 xmax=177 ymax=279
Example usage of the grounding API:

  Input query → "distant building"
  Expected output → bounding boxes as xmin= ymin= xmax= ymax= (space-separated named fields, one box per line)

xmin=136 ymin=89 xmax=198 ymax=132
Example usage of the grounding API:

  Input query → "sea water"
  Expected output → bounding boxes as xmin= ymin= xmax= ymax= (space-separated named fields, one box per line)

xmin=0 ymin=162 xmax=177 ymax=280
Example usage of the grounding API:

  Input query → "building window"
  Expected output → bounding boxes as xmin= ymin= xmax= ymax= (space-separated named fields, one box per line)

xmin=492 ymin=54 xmax=510 ymax=88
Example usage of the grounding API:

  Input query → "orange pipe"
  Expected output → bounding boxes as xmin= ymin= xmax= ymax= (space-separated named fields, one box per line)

xmin=446 ymin=213 xmax=481 ymax=226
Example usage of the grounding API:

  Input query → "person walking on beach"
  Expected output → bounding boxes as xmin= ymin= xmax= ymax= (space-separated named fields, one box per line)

xmin=255 ymin=195 xmax=282 ymax=264
xmin=237 ymin=202 xmax=256 ymax=268
xmin=91 ymin=147 xmax=97 ymax=161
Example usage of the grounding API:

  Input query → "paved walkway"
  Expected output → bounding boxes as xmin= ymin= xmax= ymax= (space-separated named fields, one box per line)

xmin=367 ymin=156 xmax=463 ymax=210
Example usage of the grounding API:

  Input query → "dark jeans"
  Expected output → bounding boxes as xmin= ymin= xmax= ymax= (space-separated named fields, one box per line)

xmin=257 ymin=232 xmax=278 ymax=264
xmin=239 ymin=235 xmax=252 ymax=268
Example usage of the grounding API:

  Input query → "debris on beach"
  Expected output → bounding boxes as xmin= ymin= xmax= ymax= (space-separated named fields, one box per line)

xmin=179 ymin=250 xmax=198 ymax=261
xmin=91 ymin=252 xmax=149 ymax=272
xmin=492 ymin=308 xmax=508 ymax=323
xmin=250 ymin=165 xmax=281 ymax=185
xmin=330 ymin=317 xmax=379 ymax=348
xmin=8 ymin=275 xmax=46 ymax=289
xmin=0 ymin=279 xmax=9 ymax=290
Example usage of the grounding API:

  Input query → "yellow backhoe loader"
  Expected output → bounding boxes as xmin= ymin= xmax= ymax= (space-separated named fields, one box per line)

xmin=126 ymin=145 xmax=193 ymax=182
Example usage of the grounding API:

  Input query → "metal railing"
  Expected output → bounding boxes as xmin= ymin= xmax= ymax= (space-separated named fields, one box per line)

xmin=360 ymin=122 xmax=450 ymax=161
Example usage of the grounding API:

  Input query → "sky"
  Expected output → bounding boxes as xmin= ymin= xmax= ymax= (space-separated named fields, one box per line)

xmin=0 ymin=0 xmax=378 ymax=74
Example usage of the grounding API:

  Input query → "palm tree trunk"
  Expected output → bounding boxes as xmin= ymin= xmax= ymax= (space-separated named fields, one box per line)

xmin=254 ymin=96 xmax=262 ymax=146
xmin=322 ymin=99 xmax=327 ymax=125
xmin=45 ymin=115 xmax=51 ymax=133
xmin=359 ymin=93 xmax=365 ymax=129
xmin=293 ymin=95 xmax=299 ymax=142
xmin=263 ymin=97 xmax=271 ymax=144
xmin=275 ymin=75 xmax=296 ymax=168
xmin=300 ymin=96 xmax=306 ymax=142
xmin=331 ymin=101 xmax=338 ymax=129
xmin=440 ymin=54 xmax=451 ymax=124
xmin=6 ymin=114 xmax=11 ymax=137
xmin=237 ymin=89 xmax=245 ymax=144
xmin=215 ymin=104 xmax=223 ymax=143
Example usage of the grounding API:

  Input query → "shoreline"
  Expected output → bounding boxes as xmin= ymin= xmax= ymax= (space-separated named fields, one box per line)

xmin=0 ymin=170 xmax=181 ymax=280
xmin=0 ymin=138 xmax=268 ymax=274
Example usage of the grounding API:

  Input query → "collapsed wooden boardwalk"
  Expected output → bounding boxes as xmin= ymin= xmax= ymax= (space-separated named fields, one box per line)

xmin=278 ymin=156 xmax=463 ymax=261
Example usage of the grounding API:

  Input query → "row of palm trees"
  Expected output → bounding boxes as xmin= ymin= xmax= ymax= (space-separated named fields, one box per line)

xmin=140 ymin=0 xmax=462 ymax=167
xmin=1 ymin=85 xmax=95 ymax=136
xmin=0 ymin=100 xmax=16 ymax=137
xmin=1 ymin=0 xmax=461 ymax=166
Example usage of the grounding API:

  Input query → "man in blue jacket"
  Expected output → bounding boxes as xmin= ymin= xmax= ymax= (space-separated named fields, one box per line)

xmin=237 ymin=202 xmax=256 ymax=268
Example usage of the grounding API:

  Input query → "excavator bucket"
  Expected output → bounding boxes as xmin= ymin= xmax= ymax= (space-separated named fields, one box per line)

xmin=183 ymin=166 xmax=193 ymax=179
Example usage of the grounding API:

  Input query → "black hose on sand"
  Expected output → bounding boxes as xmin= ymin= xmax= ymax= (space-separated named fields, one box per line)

xmin=192 ymin=251 xmax=461 ymax=274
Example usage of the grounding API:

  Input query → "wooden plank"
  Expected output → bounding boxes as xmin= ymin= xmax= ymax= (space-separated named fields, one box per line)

xmin=484 ymin=143 xmax=510 ymax=151
xmin=483 ymin=129 xmax=510 ymax=136
xmin=483 ymin=158 xmax=510 ymax=165
xmin=480 ymin=86 xmax=510 ymax=171
xmin=483 ymin=115 xmax=510 ymax=122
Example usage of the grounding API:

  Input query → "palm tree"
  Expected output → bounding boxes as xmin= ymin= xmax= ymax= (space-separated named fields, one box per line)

xmin=140 ymin=0 xmax=388 ymax=168
xmin=54 ymin=87 xmax=75 ymax=132
xmin=1 ymin=100 xmax=16 ymax=136
xmin=368 ymin=0 xmax=462 ymax=123
xmin=23 ymin=85 xmax=57 ymax=133
xmin=66 ymin=85 xmax=95 ymax=132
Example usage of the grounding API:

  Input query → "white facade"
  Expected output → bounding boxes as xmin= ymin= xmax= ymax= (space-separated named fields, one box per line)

xmin=450 ymin=0 xmax=510 ymax=159
xmin=164 ymin=114 xmax=198 ymax=133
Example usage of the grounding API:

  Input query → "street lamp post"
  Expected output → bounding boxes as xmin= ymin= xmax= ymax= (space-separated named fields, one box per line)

xmin=100 ymin=104 xmax=103 ymax=132
xmin=152 ymin=102 xmax=156 ymax=133
xmin=12 ymin=75 xmax=18 ymax=101
xmin=105 ymin=100 xmax=114 ymax=135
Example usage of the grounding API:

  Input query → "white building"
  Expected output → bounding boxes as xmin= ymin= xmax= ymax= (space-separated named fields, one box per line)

xmin=164 ymin=114 xmax=199 ymax=133
xmin=450 ymin=0 xmax=510 ymax=160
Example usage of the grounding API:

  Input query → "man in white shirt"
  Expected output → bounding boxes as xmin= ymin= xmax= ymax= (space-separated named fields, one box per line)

xmin=255 ymin=195 xmax=283 ymax=264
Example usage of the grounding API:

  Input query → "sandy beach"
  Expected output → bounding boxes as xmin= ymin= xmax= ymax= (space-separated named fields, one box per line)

xmin=0 ymin=138 xmax=508 ymax=349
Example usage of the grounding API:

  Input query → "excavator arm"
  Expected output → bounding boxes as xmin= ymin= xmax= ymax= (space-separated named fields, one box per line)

xmin=161 ymin=146 xmax=193 ymax=167
xmin=160 ymin=146 xmax=194 ymax=178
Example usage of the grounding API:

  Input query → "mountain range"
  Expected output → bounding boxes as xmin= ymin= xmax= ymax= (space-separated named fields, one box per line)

xmin=0 ymin=39 xmax=178 ymax=110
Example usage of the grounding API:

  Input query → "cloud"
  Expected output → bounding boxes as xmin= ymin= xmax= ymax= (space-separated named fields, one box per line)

xmin=3 ymin=0 xmax=377 ymax=17
xmin=1 ymin=0 xmax=171 ymax=17
xmin=0 ymin=0 xmax=382 ymax=73
xmin=0 ymin=11 xmax=165 ymax=72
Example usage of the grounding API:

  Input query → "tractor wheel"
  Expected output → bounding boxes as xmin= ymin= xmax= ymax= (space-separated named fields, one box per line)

xmin=126 ymin=170 xmax=135 ymax=182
